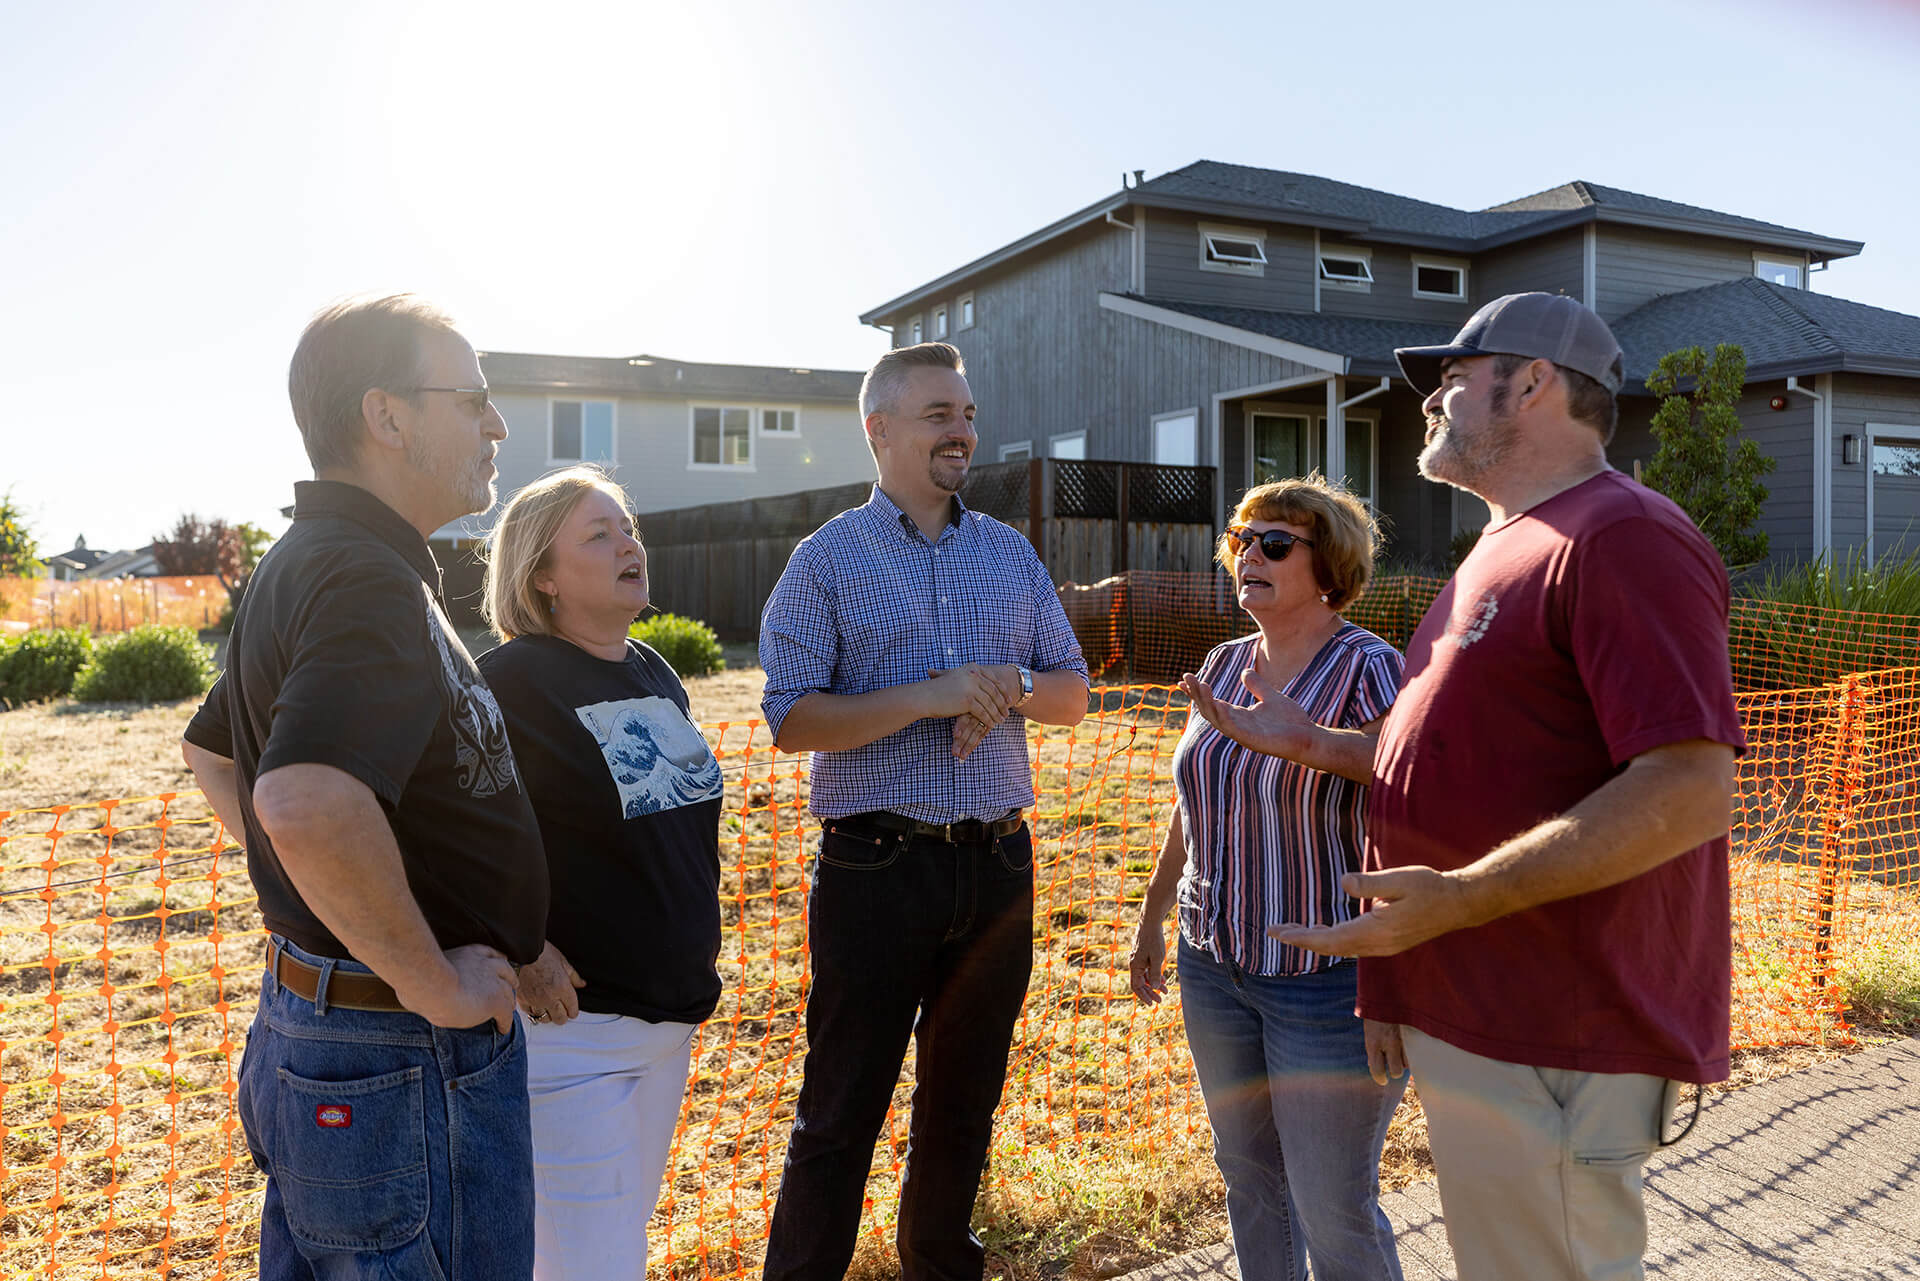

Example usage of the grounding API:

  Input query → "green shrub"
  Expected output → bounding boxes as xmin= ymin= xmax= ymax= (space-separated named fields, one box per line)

xmin=72 ymin=624 xmax=217 ymax=703
xmin=1736 ymin=549 xmax=1920 ymax=686
xmin=1836 ymin=938 xmax=1920 ymax=1034
xmin=629 ymin=613 xmax=725 ymax=679
xmin=0 ymin=627 xmax=95 ymax=705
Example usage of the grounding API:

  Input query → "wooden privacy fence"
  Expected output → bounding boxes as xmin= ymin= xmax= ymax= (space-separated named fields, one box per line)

xmin=633 ymin=460 xmax=1217 ymax=640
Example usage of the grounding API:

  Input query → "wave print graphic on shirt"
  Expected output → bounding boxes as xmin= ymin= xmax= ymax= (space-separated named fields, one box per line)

xmin=575 ymin=696 xmax=724 ymax=819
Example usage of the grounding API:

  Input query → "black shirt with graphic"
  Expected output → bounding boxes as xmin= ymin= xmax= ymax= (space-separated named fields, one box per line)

xmin=184 ymin=481 xmax=549 ymax=964
xmin=476 ymin=635 xmax=723 ymax=1025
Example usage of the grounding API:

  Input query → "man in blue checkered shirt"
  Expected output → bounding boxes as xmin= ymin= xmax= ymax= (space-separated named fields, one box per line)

xmin=759 ymin=342 xmax=1089 ymax=1281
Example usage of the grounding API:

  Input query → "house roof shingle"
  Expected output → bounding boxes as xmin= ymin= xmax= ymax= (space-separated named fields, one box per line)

xmin=479 ymin=352 xmax=863 ymax=402
xmin=1118 ymin=295 xmax=1459 ymax=379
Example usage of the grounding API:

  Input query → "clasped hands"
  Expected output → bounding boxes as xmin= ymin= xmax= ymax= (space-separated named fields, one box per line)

xmin=925 ymin=663 xmax=1025 ymax=760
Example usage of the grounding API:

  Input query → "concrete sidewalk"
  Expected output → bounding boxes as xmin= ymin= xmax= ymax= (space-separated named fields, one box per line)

xmin=1118 ymin=1037 xmax=1920 ymax=1281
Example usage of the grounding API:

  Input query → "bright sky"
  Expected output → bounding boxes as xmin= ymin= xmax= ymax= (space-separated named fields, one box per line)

xmin=5 ymin=0 xmax=1918 ymax=555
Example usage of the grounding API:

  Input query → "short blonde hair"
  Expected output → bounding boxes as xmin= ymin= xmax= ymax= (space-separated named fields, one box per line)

xmin=483 ymin=465 xmax=633 ymax=642
xmin=1217 ymin=473 xmax=1379 ymax=610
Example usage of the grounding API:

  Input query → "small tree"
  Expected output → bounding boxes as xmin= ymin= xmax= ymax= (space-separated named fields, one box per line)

xmin=1643 ymin=343 xmax=1776 ymax=567
xmin=0 ymin=490 xmax=42 ymax=578
xmin=151 ymin=514 xmax=274 ymax=609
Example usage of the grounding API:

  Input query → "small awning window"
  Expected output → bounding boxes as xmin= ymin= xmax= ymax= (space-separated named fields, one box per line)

xmin=1204 ymin=233 xmax=1268 ymax=266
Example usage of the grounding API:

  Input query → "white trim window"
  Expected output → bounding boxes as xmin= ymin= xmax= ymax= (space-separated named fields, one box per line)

xmin=1411 ymin=256 xmax=1468 ymax=300
xmin=999 ymin=440 xmax=1033 ymax=463
xmin=758 ymin=407 xmax=799 ymax=436
xmin=1152 ymin=409 xmax=1198 ymax=466
xmin=551 ymin=398 xmax=616 ymax=463
xmin=1318 ymin=245 xmax=1374 ymax=289
xmin=909 ymin=315 xmax=924 ymax=345
xmin=1049 ymin=431 xmax=1087 ymax=460
xmin=690 ymin=405 xmax=755 ymax=468
xmin=959 ymin=293 xmax=975 ymax=329
xmin=933 ymin=305 xmax=949 ymax=339
xmin=1199 ymin=222 xmax=1268 ymax=276
xmin=1754 ymin=254 xmax=1804 ymax=289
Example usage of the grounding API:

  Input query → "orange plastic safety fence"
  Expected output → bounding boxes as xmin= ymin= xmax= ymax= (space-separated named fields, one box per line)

xmin=5 ymin=679 xmax=1918 ymax=1278
xmin=1060 ymin=571 xmax=1920 ymax=695
xmin=0 ymin=578 xmax=234 ymax=637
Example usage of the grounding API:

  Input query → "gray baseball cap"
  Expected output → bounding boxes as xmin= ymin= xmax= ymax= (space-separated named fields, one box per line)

xmin=1395 ymin=292 xmax=1625 ymax=396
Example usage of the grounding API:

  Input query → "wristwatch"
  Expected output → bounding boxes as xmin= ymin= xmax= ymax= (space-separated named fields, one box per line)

xmin=1014 ymin=665 xmax=1034 ymax=708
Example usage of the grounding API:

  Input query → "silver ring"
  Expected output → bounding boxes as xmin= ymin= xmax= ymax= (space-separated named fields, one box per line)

xmin=530 ymin=1010 xmax=549 ymax=1022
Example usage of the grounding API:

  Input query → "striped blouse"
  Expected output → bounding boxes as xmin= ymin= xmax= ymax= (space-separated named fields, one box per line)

xmin=1174 ymin=624 xmax=1404 ymax=976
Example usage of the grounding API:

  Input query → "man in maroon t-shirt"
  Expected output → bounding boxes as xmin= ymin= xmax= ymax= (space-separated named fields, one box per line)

xmin=1254 ymin=294 xmax=1745 ymax=1281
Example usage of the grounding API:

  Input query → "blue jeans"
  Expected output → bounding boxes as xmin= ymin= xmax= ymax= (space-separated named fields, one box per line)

xmin=237 ymin=937 xmax=535 ymax=1280
xmin=762 ymin=821 xmax=1036 ymax=1281
xmin=1178 ymin=939 xmax=1405 ymax=1281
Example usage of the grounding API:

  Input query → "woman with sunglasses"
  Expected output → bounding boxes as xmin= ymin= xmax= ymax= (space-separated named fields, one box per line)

xmin=1128 ymin=475 xmax=1407 ymax=1281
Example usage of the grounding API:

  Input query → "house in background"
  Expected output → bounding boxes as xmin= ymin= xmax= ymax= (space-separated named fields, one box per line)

xmin=42 ymin=537 xmax=159 ymax=580
xmin=861 ymin=161 xmax=1920 ymax=566
xmin=428 ymin=351 xmax=868 ymax=622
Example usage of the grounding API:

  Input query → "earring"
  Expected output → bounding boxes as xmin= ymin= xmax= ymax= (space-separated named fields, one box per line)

xmin=1320 ymin=593 xmax=1330 ymax=604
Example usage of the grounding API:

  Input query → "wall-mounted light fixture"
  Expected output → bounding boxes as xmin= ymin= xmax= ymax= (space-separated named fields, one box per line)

xmin=1843 ymin=434 xmax=1860 ymax=465
xmin=1768 ymin=394 xmax=1789 ymax=411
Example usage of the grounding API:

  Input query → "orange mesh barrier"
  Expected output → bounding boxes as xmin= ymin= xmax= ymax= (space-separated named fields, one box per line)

xmin=4 ymin=681 xmax=1918 ymax=1277
xmin=1061 ymin=571 xmax=1920 ymax=694
xmin=0 ymin=578 xmax=235 ymax=637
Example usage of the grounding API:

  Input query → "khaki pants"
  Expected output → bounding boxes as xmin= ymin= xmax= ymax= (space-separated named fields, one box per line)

xmin=1402 ymin=1027 xmax=1678 ymax=1281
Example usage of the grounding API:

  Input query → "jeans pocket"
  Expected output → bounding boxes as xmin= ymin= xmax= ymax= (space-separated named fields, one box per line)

xmin=818 ymin=826 xmax=904 ymax=871
xmin=994 ymin=826 xmax=1035 ymax=874
xmin=272 ymin=1065 xmax=429 ymax=1252
xmin=1573 ymin=1147 xmax=1655 ymax=1170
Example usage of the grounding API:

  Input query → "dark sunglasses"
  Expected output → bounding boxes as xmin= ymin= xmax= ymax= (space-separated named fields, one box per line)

xmin=1226 ymin=525 xmax=1316 ymax=561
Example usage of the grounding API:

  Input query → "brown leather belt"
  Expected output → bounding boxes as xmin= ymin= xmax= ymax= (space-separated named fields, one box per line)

xmin=269 ymin=938 xmax=410 ymax=1013
xmin=837 ymin=809 xmax=1025 ymax=844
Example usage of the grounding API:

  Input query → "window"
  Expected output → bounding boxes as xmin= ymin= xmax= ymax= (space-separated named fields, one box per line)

xmin=691 ymin=406 xmax=753 ymax=467
xmin=1050 ymin=432 xmax=1086 ymax=460
xmin=759 ymin=408 xmax=798 ymax=435
xmin=1152 ymin=411 xmax=1198 ymax=466
xmin=1199 ymin=222 xmax=1268 ymax=276
xmin=959 ymin=293 xmax=975 ymax=329
xmin=910 ymin=315 xmax=924 ymax=345
xmin=1250 ymin=412 xmax=1307 ymax=486
xmin=999 ymin=441 xmax=1033 ymax=463
xmin=1318 ymin=245 xmax=1374 ymax=288
xmin=552 ymin=399 xmax=615 ymax=463
xmin=1245 ymin=409 xmax=1376 ymax=504
xmin=1412 ymin=256 xmax=1468 ymax=300
xmin=1755 ymin=255 xmax=1804 ymax=289
xmin=933 ymin=306 xmax=948 ymax=339
xmin=1873 ymin=439 xmax=1920 ymax=477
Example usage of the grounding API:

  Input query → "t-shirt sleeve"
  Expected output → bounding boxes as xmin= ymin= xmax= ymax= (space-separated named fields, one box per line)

xmin=255 ymin=560 xmax=442 ymax=807
xmin=1025 ymin=542 xmax=1089 ymax=680
xmin=183 ymin=671 xmax=234 ymax=757
xmin=1343 ymin=641 xmax=1404 ymax=729
xmin=1569 ymin=514 xmax=1747 ymax=766
xmin=758 ymin=540 xmax=837 ymax=740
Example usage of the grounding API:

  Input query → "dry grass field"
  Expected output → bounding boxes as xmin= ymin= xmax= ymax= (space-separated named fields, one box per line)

xmin=2 ymin=658 xmax=1915 ymax=1281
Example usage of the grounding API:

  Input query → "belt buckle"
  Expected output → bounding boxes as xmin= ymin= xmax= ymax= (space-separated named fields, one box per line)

xmin=941 ymin=821 xmax=954 ymax=843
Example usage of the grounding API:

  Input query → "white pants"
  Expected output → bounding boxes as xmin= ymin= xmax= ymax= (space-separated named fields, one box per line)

xmin=1403 ymin=1026 xmax=1679 ymax=1281
xmin=523 ymin=1010 xmax=696 ymax=1281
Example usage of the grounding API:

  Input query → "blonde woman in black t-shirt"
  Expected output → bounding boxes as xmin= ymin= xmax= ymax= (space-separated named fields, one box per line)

xmin=477 ymin=466 xmax=724 ymax=1280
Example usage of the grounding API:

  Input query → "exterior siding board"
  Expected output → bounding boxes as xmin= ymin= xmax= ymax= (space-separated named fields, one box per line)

xmin=944 ymin=225 xmax=1318 ymax=468
xmin=1593 ymin=227 xmax=1759 ymax=322
xmin=1142 ymin=214 xmax=1314 ymax=312
xmin=1473 ymin=228 xmax=1585 ymax=307
xmin=1833 ymin=373 xmax=1920 ymax=558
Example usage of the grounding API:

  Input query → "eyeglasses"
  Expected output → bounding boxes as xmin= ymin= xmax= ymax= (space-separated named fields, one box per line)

xmin=1225 ymin=525 xmax=1316 ymax=561
xmin=412 ymin=386 xmax=491 ymax=415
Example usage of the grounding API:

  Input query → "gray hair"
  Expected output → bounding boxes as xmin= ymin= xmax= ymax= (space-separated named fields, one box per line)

xmin=859 ymin=341 xmax=965 ymax=419
xmin=288 ymin=293 xmax=462 ymax=471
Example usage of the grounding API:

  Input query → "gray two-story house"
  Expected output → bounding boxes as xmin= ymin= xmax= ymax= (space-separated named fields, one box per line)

xmin=861 ymin=161 xmax=1920 ymax=566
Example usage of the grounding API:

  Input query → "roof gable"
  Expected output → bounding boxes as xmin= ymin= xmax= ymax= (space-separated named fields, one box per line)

xmin=1610 ymin=277 xmax=1920 ymax=384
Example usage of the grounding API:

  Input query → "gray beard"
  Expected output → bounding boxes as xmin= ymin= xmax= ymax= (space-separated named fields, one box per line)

xmin=1418 ymin=415 xmax=1516 ymax=491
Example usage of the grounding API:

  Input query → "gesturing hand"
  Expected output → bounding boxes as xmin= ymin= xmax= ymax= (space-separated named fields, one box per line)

xmin=1179 ymin=668 xmax=1315 ymax=760
xmin=517 ymin=940 xmax=587 ymax=1027
xmin=1267 ymin=867 xmax=1479 ymax=958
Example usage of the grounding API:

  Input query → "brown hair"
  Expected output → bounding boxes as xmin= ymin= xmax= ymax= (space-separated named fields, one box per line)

xmin=482 ymin=465 xmax=634 ymax=642
xmin=1491 ymin=353 xmax=1617 ymax=444
xmin=859 ymin=341 xmax=966 ymax=419
xmin=1216 ymin=473 xmax=1379 ymax=610
xmin=288 ymin=293 xmax=462 ymax=471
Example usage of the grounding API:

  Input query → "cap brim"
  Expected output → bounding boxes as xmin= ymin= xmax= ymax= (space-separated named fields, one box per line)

xmin=1393 ymin=343 xmax=1482 ymax=397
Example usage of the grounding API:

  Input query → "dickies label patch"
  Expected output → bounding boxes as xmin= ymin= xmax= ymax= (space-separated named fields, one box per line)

xmin=315 ymin=1104 xmax=352 ymax=1128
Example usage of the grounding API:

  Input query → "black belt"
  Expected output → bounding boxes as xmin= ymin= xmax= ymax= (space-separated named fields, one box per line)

xmin=834 ymin=810 xmax=1024 ymax=844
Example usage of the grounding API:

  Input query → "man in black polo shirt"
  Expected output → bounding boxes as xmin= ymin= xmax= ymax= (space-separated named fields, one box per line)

xmin=181 ymin=294 xmax=548 ymax=1280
